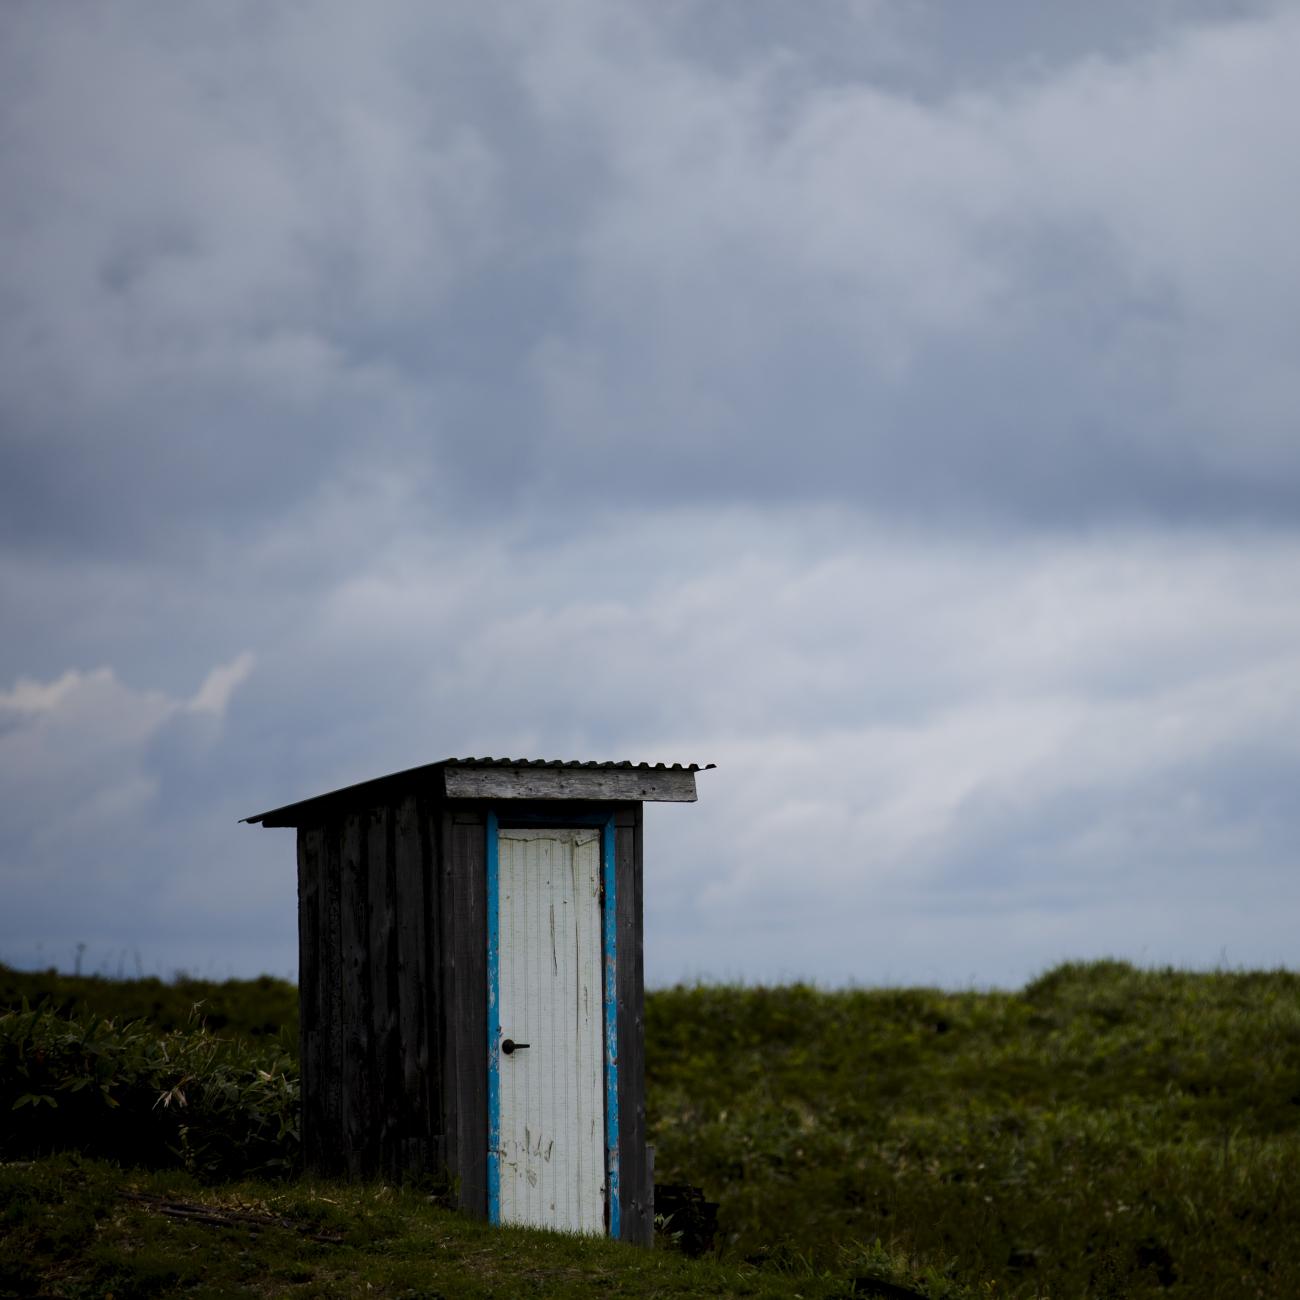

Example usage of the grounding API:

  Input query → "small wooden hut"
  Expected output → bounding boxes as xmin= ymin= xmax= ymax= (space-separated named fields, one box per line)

xmin=244 ymin=756 xmax=710 ymax=1245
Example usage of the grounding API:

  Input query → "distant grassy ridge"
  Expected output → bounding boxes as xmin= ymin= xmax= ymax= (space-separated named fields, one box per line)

xmin=0 ymin=963 xmax=298 ymax=1041
xmin=3 ymin=959 xmax=1299 ymax=1297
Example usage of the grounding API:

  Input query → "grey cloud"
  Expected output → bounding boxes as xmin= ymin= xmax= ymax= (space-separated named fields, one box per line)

xmin=4 ymin=0 xmax=1299 ymax=567
xmin=4 ymin=2 xmax=1300 ymax=986
xmin=654 ymin=0 xmax=1281 ymax=98
xmin=9 ymin=513 xmax=1299 ymax=985
xmin=524 ymin=9 xmax=1300 ymax=524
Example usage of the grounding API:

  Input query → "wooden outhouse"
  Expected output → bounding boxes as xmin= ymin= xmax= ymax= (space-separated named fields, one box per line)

xmin=244 ymin=756 xmax=709 ymax=1244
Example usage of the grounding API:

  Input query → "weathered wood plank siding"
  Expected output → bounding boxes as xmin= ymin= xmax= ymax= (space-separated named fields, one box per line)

xmin=442 ymin=810 xmax=488 ymax=1217
xmin=366 ymin=804 xmax=397 ymax=1177
xmin=339 ymin=812 xmax=372 ymax=1178
xmin=317 ymin=821 xmax=345 ymax=1176
xmin=615 ymin=805 xmax=651 ymax=1245
xmin=393 ymin=793 xmax=435 ymax=1180
xmin=299 ymin=798 xmax=449 ymax=1186
xmin=296 ymin=827 xmax=322 ymax=1172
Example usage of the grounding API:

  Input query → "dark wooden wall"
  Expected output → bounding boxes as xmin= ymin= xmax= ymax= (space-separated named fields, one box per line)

xmin=297 ymin=793 xmax=488 ymax=1200
xmin=297 ymin=795 xmax=648 ymax=1240
xmin=615 ymin=804 xmax=652 ymax=1246
xmin=439 ymin=810 xmax=487 ymax=1214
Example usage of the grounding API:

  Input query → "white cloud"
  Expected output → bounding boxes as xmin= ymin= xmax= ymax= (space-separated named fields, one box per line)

xmin=187 ymin=652 xmax=256 ymax=716
xmin=0 ymin=668 xmax=109 ymax=716
xmin=0 ymin=653 xmax=253 ymax=831
xmin=0 ymin=653 xmax=271 ymax=975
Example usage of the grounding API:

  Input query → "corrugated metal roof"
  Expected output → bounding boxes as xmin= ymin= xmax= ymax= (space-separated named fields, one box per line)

xmin=446 ymin=757 xmax=713 ymax=771
xmin=243 ymin=757 xmax=715 ymax=826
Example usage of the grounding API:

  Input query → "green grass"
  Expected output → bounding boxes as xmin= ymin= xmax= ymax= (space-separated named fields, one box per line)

xmin=645 ymin=962 xmax=1300 ymax=1297
xmin=0 ymin=1154 xmax=936 ymax=1299
xmin=3 ymin=959 xmax=1299 ymax=1297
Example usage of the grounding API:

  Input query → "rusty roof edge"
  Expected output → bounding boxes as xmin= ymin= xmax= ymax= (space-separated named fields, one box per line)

xmin=242 ymin=757 xmax=716 ymax=826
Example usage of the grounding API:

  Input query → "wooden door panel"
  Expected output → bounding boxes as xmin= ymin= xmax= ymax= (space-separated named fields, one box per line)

xmin=496 ymin=828 xmax=605 ymax=1232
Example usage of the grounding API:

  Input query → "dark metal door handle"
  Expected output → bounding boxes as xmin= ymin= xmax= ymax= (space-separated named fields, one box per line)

xmin=501 ymin=1038 xmax=530 ymax=1055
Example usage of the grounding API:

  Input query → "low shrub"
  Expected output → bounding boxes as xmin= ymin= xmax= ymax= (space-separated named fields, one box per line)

xmin=0 ymin=1002 xmax=299 ymax=1180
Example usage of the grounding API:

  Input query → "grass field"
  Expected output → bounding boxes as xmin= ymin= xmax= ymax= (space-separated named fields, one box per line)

xmin=2 ymin=959 xmax=1297 ymax=1297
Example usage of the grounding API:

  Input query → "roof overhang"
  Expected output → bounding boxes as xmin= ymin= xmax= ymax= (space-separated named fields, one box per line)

xmin=244 ymin=758 xmax=714 ymax=828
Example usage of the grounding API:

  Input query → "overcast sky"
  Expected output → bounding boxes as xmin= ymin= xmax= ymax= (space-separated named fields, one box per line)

xmin=2 ymin=0 xmax=1298 ymax=989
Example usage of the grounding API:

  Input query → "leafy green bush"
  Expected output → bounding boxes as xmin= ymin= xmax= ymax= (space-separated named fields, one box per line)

xmin=0 ymin=1002 xmax=299 ymax=1180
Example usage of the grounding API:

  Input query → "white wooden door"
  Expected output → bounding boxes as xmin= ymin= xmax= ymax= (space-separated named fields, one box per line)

xmin=495 ymin=827 xmax=607 ymax=1233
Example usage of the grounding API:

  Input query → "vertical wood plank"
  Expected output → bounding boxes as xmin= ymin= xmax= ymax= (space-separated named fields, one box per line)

xmin=444 ymin=811 xmax=488 ymax=1217
xmin=297 ymin=827 xmax=322 ymax=1173
xmin=421 ymin=794 xmax=444 ymax=1181
xmin=317 ymin=821 xmax=345 ymax=1176
xmin=340 ymin=810 xmax=371 ymax=1178
xmin=394 ymin=792 xmax=433 ymax=1179
xmin=435 ymin=806 xmax=456 ymax=1190
xmin=367 ymin=804 xmax=398 ymax=1178
xmin=616 ymin=805 xmax=650 ymax=1245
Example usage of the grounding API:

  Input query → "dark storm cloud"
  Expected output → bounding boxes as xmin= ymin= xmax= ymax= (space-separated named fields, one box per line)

xmin=656 ymin=0 xmax=1281 ymax=95
xmin=518 ymin=7 xmax=1300 ymax=525
xmin=3 ymin=0 xmax=1299 ymax=566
